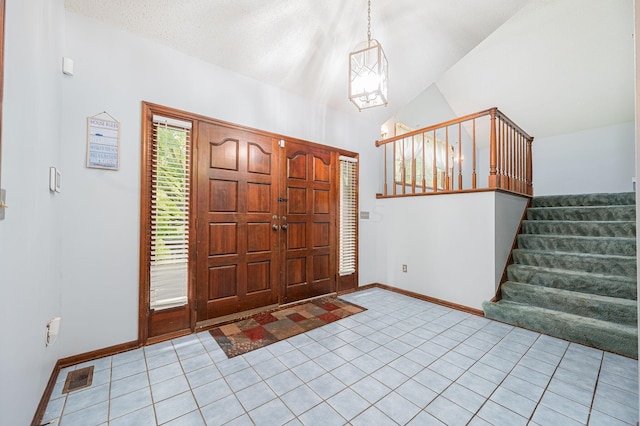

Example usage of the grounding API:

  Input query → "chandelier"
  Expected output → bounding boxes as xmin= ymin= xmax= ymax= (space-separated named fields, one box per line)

xmin=349 ymin=0 xmax=388 ymax=111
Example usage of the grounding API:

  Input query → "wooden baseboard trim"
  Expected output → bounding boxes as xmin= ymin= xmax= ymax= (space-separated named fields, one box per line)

xmin=357 ymin=283 xmax=485 ymax=317
xmin=146 ymin=329 xmax=192 ymax=346
xmin=32 ymin=340 xmax=140 ymax=426
xmin=58 ymin=340 xmax=140 ymax=368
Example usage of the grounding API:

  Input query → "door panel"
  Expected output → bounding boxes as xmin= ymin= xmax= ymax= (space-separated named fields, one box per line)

xmin=197 ymin=123 xmax=279 ymax=320
xmin=282 ymin=141 xmax=336 ymax=303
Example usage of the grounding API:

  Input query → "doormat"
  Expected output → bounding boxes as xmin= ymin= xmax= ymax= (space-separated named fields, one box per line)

xmin=62 ymin=366 xmax=94 ymax=393
xmin=209 ymin=297 xmax=366 ymax=358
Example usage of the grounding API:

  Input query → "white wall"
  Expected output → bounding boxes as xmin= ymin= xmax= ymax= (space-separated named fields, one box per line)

xmin=0 ymin=0 xmax=65 ymax=424
xmin=533 ymin=121 xmax=635 ymax=195
xmin=0 ymin=6 xmax=381 ymax=421
xmin=381 ymin=84 xmax=458 ymax=135
xmin=435 ymin=0 xmax=634 ymax=140
xmin=59 ymin=11 xmax=381 ymax=358
xmin=374 ymin=191 xmax=526 ymax=310
xmin=494 ymin=192 xmax=529 ymax=285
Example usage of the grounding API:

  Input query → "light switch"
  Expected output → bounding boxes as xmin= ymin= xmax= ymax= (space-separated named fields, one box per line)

xmin=62 ymin=57 xmax=74 ymax=76
xmin=49 ymin=167 xmax=61 ymax=193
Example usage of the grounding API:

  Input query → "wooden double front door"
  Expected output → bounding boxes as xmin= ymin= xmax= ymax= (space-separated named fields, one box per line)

xmin=195 ymin=122 xmax=337 ymax=322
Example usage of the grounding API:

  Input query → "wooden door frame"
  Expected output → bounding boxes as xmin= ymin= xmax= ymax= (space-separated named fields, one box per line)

xmin=139 ymin=102 xmax=358 ymax=343
xmin=139 ymin=102 xmax=200 ymax=344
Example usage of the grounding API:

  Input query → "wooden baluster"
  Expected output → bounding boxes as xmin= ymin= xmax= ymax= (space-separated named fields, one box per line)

xmin=457 ymin=123 xmax=462 ymax=190
xmin=504 ymin=121 xmax=508 ymax=189
xmin=511 ymin=125 xmax=515 ymax=191
xmin=433 ymin=129 xmax=438 ymax=192
xmin=498 ymin=118 xmax=503 ymax=188
xmin=519 ymin=132 xmax=524 ymax=193
xmin=444 ymin=129 xmax=449 ymax=190
xmin=520 ymin=133 xmax=525 ymax=194
xmin=489 ymin=109 xmax=497 ymax=189
xmin=421 ymin=133 xmax=426 ymax=192
xmin=393 ymin=140 xmax=397 ymax=196
xmin=524 ymin=135 xmax=529 ymax=194
xmin=504 ymin=122 xmax=509 ymax=190
xmin=444 ymin=126 xmax=453 ymax=191
xmin=400 ymin=138 xmax=407 ymax=195
xmin=499 ymin=120 xmax=504 ymax=190
xmin=411 ymin=136 xmax=416 ymax=194
xmin=526 ymin=137 xmax=533 ymax=195
xmin=516 ymin=129 xmax=520 ymax=191
xmin=383 ymin=142 xmax=388 ymax=196
xmin=472 ymin=118 xmax=477 ymax=189
xmin=515 ymin=131 xmax=520 ymax=193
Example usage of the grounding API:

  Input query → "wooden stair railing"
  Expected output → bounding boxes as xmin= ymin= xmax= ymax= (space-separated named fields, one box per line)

xmin=376 ymin=107 xmax=534 ymax=198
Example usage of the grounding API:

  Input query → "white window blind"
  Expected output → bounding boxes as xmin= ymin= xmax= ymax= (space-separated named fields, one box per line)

xmin=150 ymin=116 xmax=192 ymax=310
xmin=339 ymin=156 xmax=358 ymax=276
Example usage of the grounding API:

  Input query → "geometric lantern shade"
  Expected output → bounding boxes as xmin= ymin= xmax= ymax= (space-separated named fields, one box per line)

xmin=349 ymin=39 xmax=388 ymax=111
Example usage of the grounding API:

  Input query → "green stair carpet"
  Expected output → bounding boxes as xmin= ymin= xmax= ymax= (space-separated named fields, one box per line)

xmin=482 ymin=192 xmax=638 ymax=358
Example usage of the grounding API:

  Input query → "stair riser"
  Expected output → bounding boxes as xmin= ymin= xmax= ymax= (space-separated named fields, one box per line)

xmin=507 ymin=265 xmax=637 ymax=300
xmin=501 ymin=282 xmax=637 ymax=326
xmin=527 ymin=206 xmax=635 ymax=221
xmin=517 ymin=235 xmax=636 ymax=256
xmin=482 ymin=302 xmax=638 ymax=358
xmin=531 ymin=192 xmax=636 ymax=208
xmin=522 ymin=221 xmax=635 ymax=238
xmin=512 ymin=251 xmax=636 ymax=278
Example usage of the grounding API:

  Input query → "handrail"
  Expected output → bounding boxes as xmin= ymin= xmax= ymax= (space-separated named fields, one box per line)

xmin=375 ymin=108 xmax=495 ymax=146
xmin=376 ymin=107 xmax=533 ymax=198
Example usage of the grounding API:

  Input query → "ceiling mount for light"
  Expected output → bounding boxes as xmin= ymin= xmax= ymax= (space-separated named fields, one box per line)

xmin=349 ymin=0 xmax=388 ymax=111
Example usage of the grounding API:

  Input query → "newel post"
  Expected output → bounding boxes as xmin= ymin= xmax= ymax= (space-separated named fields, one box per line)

xmin=488 ymin=108 xmax=498 ymax=189
xmin=526 ymin=137 xmax=533 ymax=195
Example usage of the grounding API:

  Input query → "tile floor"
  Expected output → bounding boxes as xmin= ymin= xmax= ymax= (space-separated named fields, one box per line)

xmin=41 ymin=288 xmax=639 ymax=425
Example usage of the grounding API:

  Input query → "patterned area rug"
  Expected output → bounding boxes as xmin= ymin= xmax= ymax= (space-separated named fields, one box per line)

xmin=209 ymin=297 xmax=366 ymax=358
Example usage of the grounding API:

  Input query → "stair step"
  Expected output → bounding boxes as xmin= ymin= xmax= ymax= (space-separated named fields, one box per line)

xmin=531 ymin=192 xmax=635 ymax=207
xmin=501 ymin=281 xmax=637 ymax=326
xmin=521 ymin=220 xmax=635 ymax=238
xmin=512 ymin=249 xmax=636 ymax=278
xmin=527 ymin=205 xmax=635 ymax=221
xmin=517 ymin=234 xmax=636 ymax=256
xmin=507 ymin=264 xmax=637 ymax=300
xmin=482 ymin=300 xmax=638 ymax=358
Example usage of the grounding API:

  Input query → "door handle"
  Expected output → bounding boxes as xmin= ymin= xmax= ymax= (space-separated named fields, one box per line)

xmin=272 ymin=224 xmax=279 ymax=231
xmin=281 ymin=224 xmax=288 ymax=230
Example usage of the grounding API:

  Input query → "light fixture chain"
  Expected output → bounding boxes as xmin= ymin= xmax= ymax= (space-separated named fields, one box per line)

xmin=367 ymin=0 xmax=371 ymax=42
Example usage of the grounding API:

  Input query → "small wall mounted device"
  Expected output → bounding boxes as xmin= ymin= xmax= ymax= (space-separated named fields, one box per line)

xmin=49 ymin=167 xmax=61 ymax=193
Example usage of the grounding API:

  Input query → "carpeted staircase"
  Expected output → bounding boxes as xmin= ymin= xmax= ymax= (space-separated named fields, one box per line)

xmin=482 ymin=192 xmax=638 ymax=358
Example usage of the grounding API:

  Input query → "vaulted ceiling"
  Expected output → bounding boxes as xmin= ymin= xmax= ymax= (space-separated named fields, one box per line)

xmin=64 ymin=1 xmax=634 ymax=138
xmin=64 ymin=0 xmax=529 ymax=124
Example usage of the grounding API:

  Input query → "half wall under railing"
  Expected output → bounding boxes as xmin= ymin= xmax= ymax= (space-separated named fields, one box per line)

xmin=376 ymin=107 xmax=534 ymax=198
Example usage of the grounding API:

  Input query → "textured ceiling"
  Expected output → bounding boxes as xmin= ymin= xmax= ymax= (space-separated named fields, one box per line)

xmin=64 ymin=0 xmax=529 ymax=123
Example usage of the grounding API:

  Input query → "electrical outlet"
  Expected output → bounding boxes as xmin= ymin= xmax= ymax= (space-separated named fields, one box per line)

xmin=402 ymin=264 xmax=407 ymax=273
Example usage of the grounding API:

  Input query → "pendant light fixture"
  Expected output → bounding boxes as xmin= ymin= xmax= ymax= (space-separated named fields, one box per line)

xmin=349 ymin=0 xmax=388 ymax=111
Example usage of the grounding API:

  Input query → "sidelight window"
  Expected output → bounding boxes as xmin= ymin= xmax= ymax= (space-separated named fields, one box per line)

xmin=149 ymin=116 xmax=192 ymax=309
xmin=339 ymin=156 xmax=358 ymax=276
